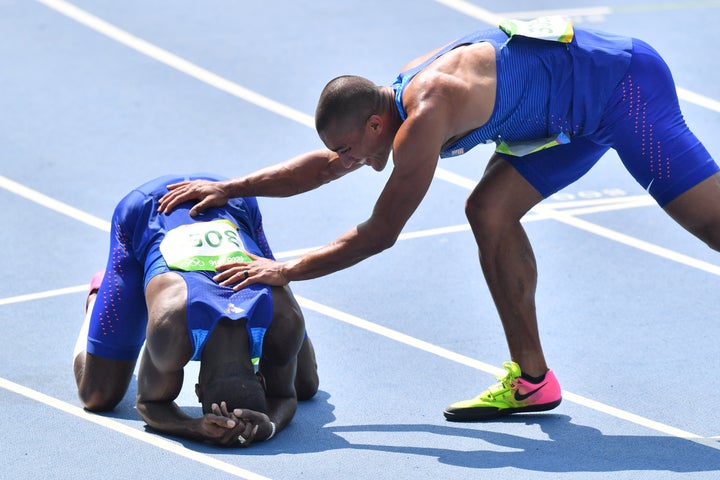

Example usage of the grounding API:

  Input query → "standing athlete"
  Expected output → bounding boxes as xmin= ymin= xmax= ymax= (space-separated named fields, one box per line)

xmin=157 ymin=18 xmax=720 ymax=421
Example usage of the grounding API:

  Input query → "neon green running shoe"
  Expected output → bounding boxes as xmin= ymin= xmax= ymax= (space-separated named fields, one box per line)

xmin=444 ymin=361 xmax=562 ymax=421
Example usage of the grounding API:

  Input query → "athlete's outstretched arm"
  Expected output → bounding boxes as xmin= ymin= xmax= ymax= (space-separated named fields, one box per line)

xmin=212 ymin=110 xmax=446 ymax=288
xmin=157 ymin=149 xmax=362 ymax=216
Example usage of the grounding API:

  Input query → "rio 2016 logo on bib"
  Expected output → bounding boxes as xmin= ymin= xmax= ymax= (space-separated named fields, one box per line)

xmin=159 ymin=219 xmax=252 ymax=272
xmin=499 ymin=16 xmax=574 ymax=43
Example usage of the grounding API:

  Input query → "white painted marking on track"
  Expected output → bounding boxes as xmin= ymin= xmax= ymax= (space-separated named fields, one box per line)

xmin=0 ymin=195 xmax=660 ymax=308
xmin=534 ymin=204 xmax=720 ymax=276
xmin=0 ymin=175 xmax=110 ymax=232
xmin=435 ymin=169 xmax=720 ymax=275
xmin=494 ymin=6 xmax=613 ymax=22
xmin=272 ymin=195 xmax=657 ymax=258
xmin=435 ymin=1 xmax=720 ymax=111
xmin=36 ymin=0 xmax=314 ymax=129
xmin=432 ymin=0 xmax=504 ymax=25
xmin=0 ymin=377 xmax=272 ymax=480
xmin=677 ymin=87 xmax=720 ymax=114
xmin=435 ymin=0 xmax=613 ymax=25
xmin=3 ymin=285 xmax=720 ymax=452
xmin=295 ymin=296 xmax=720 ymax=452
xmin=0 ymin=284 xmax=88 ymax=306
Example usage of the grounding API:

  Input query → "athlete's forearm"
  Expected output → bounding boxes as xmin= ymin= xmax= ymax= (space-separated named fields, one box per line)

xmin=262 ymin=396 xmax=297 ymax=439
xmin=224 ymin=149 xmax=350 ymax=198
xmin=282 ymin=222 xmax=395 ymax=282
xmin=136 ymin=400 xmax=206 ymax=441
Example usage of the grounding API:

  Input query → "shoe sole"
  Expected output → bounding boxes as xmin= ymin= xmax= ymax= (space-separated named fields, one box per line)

xmin=443 ymin=398 xmax=562 ymax=422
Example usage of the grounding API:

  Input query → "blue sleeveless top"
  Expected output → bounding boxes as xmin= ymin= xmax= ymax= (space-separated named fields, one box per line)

xmin=128 ymin=174 xmax=275 ymax=363
xmin=391 ymin=26 xmax=632 ymax=158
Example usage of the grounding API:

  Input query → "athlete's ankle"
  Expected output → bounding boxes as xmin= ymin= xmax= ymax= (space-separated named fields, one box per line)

xmin=520 ymin=371 xmax=547 ymax=383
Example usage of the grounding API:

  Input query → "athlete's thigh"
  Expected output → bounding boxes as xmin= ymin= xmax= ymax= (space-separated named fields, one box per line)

xmin=471 ymin=139 xmax=607 ymax=220
xmin=502 ymin=138 xmax=608 ymax=195
xmin=78 ymin=192 xmax=149 ymax=409
xmin=77 ymin=294 xmax=137 ymax=410
xmin=87 ymin=209 xmax=149 ymax=361
xmin=604 ymin=39 xmax=718 ymax=206
xmin=295 ymin=336 xmax=319 ymax=401
xmin=264 ymin=286 xmax=305 ymax=362
xmin=473 ymin=153 xmax=542 ymax=216
xmin=268 ymin=286 xmax=318 ymax=397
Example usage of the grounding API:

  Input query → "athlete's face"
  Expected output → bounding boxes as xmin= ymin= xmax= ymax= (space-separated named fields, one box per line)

xmin=320 ymin=117 xmax=391 ymax=172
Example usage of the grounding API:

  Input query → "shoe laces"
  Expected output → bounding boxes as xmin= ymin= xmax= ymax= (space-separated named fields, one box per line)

xmin=485 ymin=361 xmax=522 ymax=399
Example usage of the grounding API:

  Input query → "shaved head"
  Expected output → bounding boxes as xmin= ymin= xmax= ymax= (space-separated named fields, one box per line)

xmin=315 ymin=75 xmax=382 ymax=134
xmin=196 ymin=360 xmax=267 ymax=414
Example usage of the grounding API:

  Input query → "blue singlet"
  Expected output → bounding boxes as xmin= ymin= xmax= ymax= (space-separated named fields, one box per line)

xmin=87 ymin=174 xmax=275 ymax=362
xmin=392 ymin=24 xmax=718 ymax=205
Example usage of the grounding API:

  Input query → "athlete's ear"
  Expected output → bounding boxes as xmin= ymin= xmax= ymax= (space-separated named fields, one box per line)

xmin=366 ymin=114 xmax=383 ymax=135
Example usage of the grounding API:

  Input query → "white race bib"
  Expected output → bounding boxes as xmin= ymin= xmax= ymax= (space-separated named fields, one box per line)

xmin=496 ymin=131 xmax=571 ymax=157
xmin=499 ymin=16 xmax=574 ymax=43
xmin=159 ymin=219 xmax=252 ymax=272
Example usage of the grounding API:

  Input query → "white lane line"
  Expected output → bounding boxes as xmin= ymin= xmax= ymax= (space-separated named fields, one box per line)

xmin=432 ymin=0 xmax=504 ymax=24
xmin=295 ymin=295 xmax=720 ymax=451
xmin=30 ymin=0 xmax=720 ymax=225
xmin=677 ymin=87 xmax=720 ymax=114
xmin=435 ymin=168 xmax=720 ymax=276
xmin=435 ymin=1 xmax=720 ymax=111
xmin=0 ymin=285 xmax=88 ymax=306
xmin=5 ymin=287 xmax=718 ymax=451
xmin=272 ymin=195 xmax=656 ymax=258
xmin=0 ymin=194 xmax=657 ymax=309
xmin=533 ymin=204 xmax=720 ymax=276
xmin=36 ymin=0 xmax=314 ymax=129
xmin=0 ymin=377 xmax=271 ymax=480
xmin=546 ymin=194 xmax=655 ymax=210
xmin=435 ymin=0 xmax=613 ymax=24
xmin=494 ymin=6 xmax=613 ymax=21
xmin=0 ymin=175 xmax=110 ymax=232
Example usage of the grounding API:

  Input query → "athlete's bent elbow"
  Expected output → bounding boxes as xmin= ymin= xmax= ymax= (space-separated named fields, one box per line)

xmin=368 ymin=232 xmax=398 ymax=255
xmin=359 ymin=220 xmax=400 ymax=255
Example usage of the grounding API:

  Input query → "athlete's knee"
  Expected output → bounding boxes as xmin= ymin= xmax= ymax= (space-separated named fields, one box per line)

xmin=664 ymin=173 xmax=720 ymax=251
xmin=465 ymin=193 xmax=521 ymax=250
xmin=295 ymin=372 xmax=319 ymax=401
xmin=75 ymin=352 xmax=136 ymax=411
xmin=693 ymin=224 xmax=720 ymax=252
xmin=694 ymin=214 xmax=720 ymax=252
xmin=294 ymin=337 xmax=319 ymax=401
xmin=465 ymin=192 xmax=502 ymax=232
xmin=77 ymin=383 xmax=126 ymax=412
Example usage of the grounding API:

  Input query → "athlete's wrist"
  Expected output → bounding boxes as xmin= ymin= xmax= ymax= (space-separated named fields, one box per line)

xmin=222 ymin=178 xmax=245 ymax=198
xmin=265 ymin=421 xmax=276 ymax=441
xmin=279 ymin=262 xmax=292 ymax=284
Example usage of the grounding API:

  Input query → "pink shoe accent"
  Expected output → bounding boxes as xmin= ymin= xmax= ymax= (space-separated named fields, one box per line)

xmin=514 ymin=369 xmax=562 ymax=405
xmin=85 ymin=270 xmax=105 ymax=314
xmin=88 ymin=270 xmax=105 ymax=295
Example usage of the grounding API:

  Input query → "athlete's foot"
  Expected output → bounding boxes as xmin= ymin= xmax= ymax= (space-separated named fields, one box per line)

xmin=85 ymin=270 xmax=104 ymax=313
xmin=443 ymin=361 xmax=562 ymax=421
